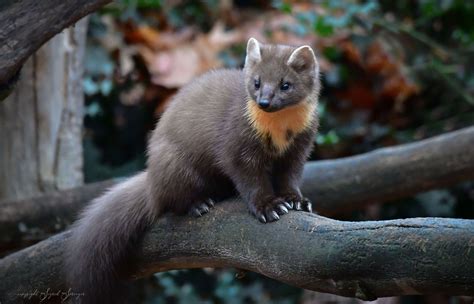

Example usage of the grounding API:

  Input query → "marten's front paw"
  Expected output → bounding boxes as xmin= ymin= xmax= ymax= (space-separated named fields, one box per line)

xmin=189 ymin=199 xmax=215 ymax=217
xmin=249 ymin=196 xmax=292 ymax=223
xmin=280 ymin=193 xmax=313 ymax=213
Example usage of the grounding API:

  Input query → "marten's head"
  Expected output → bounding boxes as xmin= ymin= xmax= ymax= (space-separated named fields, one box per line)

xmin=243 ymin=38 xmax=320 ymax=154
xmin=244 ymin=38 xmax=320 ymax=113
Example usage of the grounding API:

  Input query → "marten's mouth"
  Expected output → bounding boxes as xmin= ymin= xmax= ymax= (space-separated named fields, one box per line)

xmin=258 ymin=107 xmax=281 ymax=113
xmin=255 ymin=100 xmax=283 ymax=113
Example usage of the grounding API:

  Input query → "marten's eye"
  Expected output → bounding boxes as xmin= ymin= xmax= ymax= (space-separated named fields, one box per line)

xmin=280 ymin=82 xmax=291 ymax=91
xmin=254 ymin=78 xmax=260 ymax=90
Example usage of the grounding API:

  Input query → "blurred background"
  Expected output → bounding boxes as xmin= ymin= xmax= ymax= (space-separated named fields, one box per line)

xmin=2 ymin=0 xmax=472 ymax=303
xmin=81 ymin=0 xmax=473 ymax=303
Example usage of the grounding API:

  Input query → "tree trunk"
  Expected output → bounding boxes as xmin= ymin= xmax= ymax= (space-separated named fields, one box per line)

xmin=0 ymin=18 xmax=87 ymax=201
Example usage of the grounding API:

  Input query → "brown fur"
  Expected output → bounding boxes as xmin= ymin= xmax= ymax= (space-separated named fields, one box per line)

xmin=65 ymin=38 xmax=320 ymax=304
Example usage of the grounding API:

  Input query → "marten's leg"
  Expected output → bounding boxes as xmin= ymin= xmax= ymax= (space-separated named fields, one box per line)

xmin=147 ymin=138 xmax=232 ymax=216
xmin=223 ymin=156 xmax=291 ymax=223
xmin=272 ymin=131 xmax=314 ymax=212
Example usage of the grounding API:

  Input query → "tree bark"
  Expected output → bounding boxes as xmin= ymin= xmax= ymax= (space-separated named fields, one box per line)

xmin=1 ymin=126 xmax=473 ymax=251
xmin=302 ymin=125 xmax=474 ymax=214
xmin=0 ymin=0 xmax=111 ymax=85
xmin=0 ymin=200 xmax=472 ymax=303
xmin=0 ymin=179 xmax=118 ymax=255
xmin=0 ymin=19 xmax=87 ymax=201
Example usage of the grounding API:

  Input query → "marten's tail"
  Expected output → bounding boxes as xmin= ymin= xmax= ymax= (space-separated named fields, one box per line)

xmin=65 ymin=172 xmax=155 ymax=304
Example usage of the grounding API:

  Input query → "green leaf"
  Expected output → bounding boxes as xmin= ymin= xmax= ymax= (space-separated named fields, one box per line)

xmin=314 ymin=18 xmax=334 ymax=37
xmin=316 ymin=130 xmax=340 ymax=145
xmin=323 ymin=46 xmax=341 ymax=61
xmin=100 ymin=80 xmax=113 ymax=96
xmin=120 ymin=0 xmax=162 ymax=9
xmin=273 ymin=1 xmax=292 ymax=14
xmin=83 ymin=77 xmax=99 ymax=96
xmin=85 ymin=102 xmax=102 ymax=117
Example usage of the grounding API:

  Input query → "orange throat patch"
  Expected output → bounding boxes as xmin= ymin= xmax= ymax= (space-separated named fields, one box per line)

xmin=245 ymin=100 xmax=316 ymax=154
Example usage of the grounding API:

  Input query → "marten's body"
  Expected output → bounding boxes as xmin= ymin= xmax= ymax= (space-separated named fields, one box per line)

xmin=66 ymin=38 xmax=320 ymax=303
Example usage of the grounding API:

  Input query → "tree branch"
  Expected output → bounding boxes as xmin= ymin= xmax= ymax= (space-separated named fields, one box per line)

xmin=0 ymin=179 xmax=119 ymax=254
xmin=1 ymin=126 xmax=473 ymax=249
xmin=0 ymin=200 xmax=472 ymax=303
xmin=302 ymin=126 xmax=474 ymax=214
xmin=0 ymin=0 xmax=112 ymax=85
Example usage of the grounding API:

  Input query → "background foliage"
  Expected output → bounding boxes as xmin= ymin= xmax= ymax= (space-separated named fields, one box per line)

xmin=82 ymin=0 xmax=474 ymax=302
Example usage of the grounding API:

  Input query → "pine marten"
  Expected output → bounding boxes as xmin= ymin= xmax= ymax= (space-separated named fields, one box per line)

xmin=65 ymin=38 xmax=320 ymax=303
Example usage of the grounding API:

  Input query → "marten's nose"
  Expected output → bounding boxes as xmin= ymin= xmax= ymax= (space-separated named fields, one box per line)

xmin=257 ymin=99 xmax=270 ymax=109
xmin=258 ymin=85 xmax=274 ymax=109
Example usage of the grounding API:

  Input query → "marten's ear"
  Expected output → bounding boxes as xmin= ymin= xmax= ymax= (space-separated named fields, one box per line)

xmin=245 ymin=37 xmax=261 ymax=67
xmin=287 ymin=45 xmax=319 ymax=75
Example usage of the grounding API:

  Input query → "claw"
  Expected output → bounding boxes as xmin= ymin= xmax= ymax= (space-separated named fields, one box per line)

xmin=191 ymin=208 xmax=202 ymax=217
xmin=258 ymin=214 xmax=267 ymax=223
xmin=199 ymin=203 xmax=210 ymax=214
xmin=295 ymin=201 xmax=303 ymax=211
xmin=277 ymin=204 xmax=288 ymax=215
xmin=206 ymin=198 xmax=215 ymax=207
xmin=268 ymin=210 xmax=280 ymax=221
xmin=283 ymin=201 xmax=292 ymax=209
xmin=190 ymin=198 xmax=214 ymax=217
xmin=301 ymin=198 xmax=312 ymax=212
